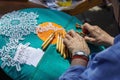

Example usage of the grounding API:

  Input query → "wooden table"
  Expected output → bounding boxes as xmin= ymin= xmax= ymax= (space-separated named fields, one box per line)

xmin=0 ymin=1 xmax=46 ymax=15
xmin=0 ymin=0 xmax=103 ymax=15
xmin=63 ymin=0 xmax=104 ymax=15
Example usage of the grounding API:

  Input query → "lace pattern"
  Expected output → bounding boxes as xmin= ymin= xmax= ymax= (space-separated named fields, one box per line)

xmin=0 ymin=11 xmax=39 ymax=71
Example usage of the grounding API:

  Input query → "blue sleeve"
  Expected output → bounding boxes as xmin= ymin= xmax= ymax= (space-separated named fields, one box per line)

xmin=114 ymin=34 xmax=120 ymax=44
xmin=59 ymin=65 xmax=86 ymax=80
xmin=86 ymin=42 xmax=120 ymax=80
xmin=59 ymin=35 xmax=120 ymax=80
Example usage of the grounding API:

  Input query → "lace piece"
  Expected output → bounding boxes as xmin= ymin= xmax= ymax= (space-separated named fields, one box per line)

xmin=36 ymin=22 xmax=64 ymax=33
xmin=0 ymin=11 xmax=39 ymax=71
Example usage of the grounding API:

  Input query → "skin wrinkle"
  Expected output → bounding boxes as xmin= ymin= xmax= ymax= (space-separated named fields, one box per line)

xmin=63 ymin=22 xmax=114 ymax=66
xmin=64 ymin=30 xmax=90 ymax=55
xmin=83 ymin=23 xmax=114 ymax=46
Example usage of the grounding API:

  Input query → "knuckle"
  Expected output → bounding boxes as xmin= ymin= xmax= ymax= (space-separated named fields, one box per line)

xmin=94 ymin=25 xmax=99 ymax=29
xmin=91 ymin=25 xmax=98 ymax=31
xmin=84 ymin=23 xmax=89 ymax=25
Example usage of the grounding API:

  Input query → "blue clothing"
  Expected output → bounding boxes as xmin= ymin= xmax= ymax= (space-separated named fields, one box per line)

xmin=59 ymin=35 xmax=120 ymax=80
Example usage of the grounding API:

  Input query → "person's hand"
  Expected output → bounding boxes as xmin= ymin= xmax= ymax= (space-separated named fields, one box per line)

xmin=82 ymin=23 xmax=114 ymax=46
xmin=63 ymin=30 xmax=90 ymax=55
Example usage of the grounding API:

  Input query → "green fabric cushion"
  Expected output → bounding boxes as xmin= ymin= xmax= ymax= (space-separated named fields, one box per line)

xmin=0 ymin=8 xmax=104 ymax=80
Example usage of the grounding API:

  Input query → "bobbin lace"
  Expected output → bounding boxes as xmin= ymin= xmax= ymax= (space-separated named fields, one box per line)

xmin=0 ymin=11 xmax=39 ymax=71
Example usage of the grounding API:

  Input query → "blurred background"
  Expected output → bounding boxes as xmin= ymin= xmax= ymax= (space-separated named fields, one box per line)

xmin=0 ymin=0 xmax=119 ymax=36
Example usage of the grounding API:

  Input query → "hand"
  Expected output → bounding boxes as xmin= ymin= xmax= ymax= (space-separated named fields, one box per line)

xmin=63 ymin=30 xmax=90 ymax=55
xmin=82 ymin=23 xmax=114 ymax=46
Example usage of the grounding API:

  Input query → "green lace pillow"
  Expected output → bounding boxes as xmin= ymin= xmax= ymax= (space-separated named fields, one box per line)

xmin=0 ymin=8 xmax=104 ymax=80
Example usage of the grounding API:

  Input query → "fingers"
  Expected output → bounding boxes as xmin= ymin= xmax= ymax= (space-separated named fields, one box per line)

xmin=82 ymin=23 xmax=93 ymax=30
xmin=66 ymin=34 xmax=72 ymax=40
xmin=63 ymin=30 xmax=77 ymax=46
xmin=68 ymin=30 xmax=76 ymax=37
xmin=63 ymin=30 xmax=90 ymax=55
xmin=63 ymin=38 xmax=69 ymax=46
xmin=82 ymin=23 xmax=101 ymax=38
xmin=63 ymin=30 xmax=84 ymax=46
xmin=82 ymin=23 xmax=94 ymax=34
xmin=76 ymin=32 xmax=83 ymax=39
xmin=84 ymin=36 xmax=96 ymax=43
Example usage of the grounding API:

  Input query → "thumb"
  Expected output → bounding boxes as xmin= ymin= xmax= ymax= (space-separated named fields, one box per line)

xmin=82 ymin=23 xmax=94 ymax=34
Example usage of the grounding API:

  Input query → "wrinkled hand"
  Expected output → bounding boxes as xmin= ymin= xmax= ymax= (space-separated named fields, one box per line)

xmin=82 ymin=23 xmax=114 ymax=46
xmin=63 ymin=30 xmax=90 ymax=55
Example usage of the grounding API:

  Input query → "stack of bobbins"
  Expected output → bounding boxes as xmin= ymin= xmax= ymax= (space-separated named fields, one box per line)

xmin=41 ymin=31 xmax=70 ymax=59
xmin=56 ymin=32 xmax=70 ymax=59
xmin=41 ymin=32 xmax=55 ymax=50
